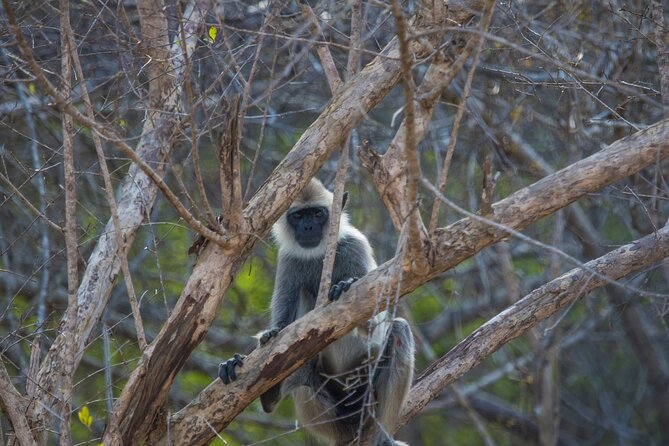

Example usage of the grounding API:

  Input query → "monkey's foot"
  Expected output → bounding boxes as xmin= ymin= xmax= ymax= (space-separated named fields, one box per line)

xmin=218 ymin=353 xmax=245 ymax=384
xmin=329 ymin=276 xmax=359 ymax=301
xmin=258 ymin=328 xmax=279 ymax=346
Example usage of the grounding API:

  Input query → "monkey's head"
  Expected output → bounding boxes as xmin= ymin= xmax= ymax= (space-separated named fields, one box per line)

xmin=272 ymin=178 xmax=348 ymax=258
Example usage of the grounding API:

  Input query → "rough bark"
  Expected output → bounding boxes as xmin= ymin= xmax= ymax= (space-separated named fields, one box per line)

xmin=0 ymin=362 xmax=36 ymax=446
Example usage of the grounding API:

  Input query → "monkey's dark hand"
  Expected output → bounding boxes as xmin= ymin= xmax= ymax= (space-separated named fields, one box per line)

xmin=329 ymin=277 xmax=359 ymax=301
xmin=258 ymin=328 xmax=279 ymax=346
xmin=218 ymin=353 xmax=244 ymax=384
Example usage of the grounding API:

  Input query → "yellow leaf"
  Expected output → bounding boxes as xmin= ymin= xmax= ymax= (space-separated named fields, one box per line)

xmin=77 ymin=405 xmax=93 ymax=428
xmin=28 ymin=82 xmax=36 ymax=95
xmin=207 ymin=26 xmax=217 ymax=43
xmin=118 ymin=118 xmax=127 ymax=129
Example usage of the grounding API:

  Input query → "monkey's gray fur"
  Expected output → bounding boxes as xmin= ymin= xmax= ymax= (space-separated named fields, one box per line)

xmin=220 ymin=178 xmax=414 ymax=446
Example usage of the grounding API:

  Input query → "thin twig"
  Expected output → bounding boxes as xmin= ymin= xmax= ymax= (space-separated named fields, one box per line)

xmin=177 ymin=4 xmax=215 ymax=226
xmin=390 ymin=0 xmax=425 ymax=265
xmin=59 ymin=1 xmax=78 ymax=441
xmin=0 ymin=171 xmax=62 ymax=233
xmin=243 ymin=38 xmax=280 ymax=202
xmin=102 ymin=324 xmax=114 ymax=419
xmin=310 ymin=0 xmax=360 ymax=307
xmin=428 ymin=0 xmax=496 ymax=235
xmin=61 ymin=6 xmax=146 ymax=351
xmin=315 ymin=148 xmax=349 ymax=308
xmin=2 ymin=0 xmax=229 ymax=248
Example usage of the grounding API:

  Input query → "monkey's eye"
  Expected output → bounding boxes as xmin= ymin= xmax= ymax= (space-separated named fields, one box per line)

xmin=292 ymin=212 xmax=302 ymax=219
xmin=315 ymin=211 xmax=322 ymax=218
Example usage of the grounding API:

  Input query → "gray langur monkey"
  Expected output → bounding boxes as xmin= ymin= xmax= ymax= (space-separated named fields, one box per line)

xmin=219 ymin=178 xmax=415 ymax=446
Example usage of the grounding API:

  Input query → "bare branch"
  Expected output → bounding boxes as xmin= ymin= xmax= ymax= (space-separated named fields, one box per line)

xmin=58 ymin=1 xmax=78 ymax=441
xmin=652 ymin=1 xmax=669 ymax=114
xmin=0 ymin=361 xmax=36 ymax=446
xmin=428 ymin=0 xmax=496 ymax=233
xmin=401 ymin=220 xmax=669 ymax=426
xmin=219 ymin=96 xmax=243 ymax=232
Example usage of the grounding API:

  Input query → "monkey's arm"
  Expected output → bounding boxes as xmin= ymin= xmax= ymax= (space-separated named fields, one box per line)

xmin=329 ymin=235 xmax=375 ymax=301
xmin=268 ymin=254 xmax=301 ymax=331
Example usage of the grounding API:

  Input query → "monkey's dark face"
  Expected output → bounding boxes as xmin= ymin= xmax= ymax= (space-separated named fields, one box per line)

xmin=287 ymin=206 xmax=329 ymax=249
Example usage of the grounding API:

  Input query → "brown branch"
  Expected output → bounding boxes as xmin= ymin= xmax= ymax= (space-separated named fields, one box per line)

xmin=298 ymin=2 xmax=342 ymax=93
xmin=154 ymin=116 xmax=669 ymax=445
xmin=652 ymin=1 xmax=669 ymax=115
xmin=315 ymin=148 xmax=350 ymax=308
xmin=62 ymin=0 xmax=147 ymax=354
xmin=219 ymin=96 xmax=243 ymax=232
xmin=178 ymin=3 xmax=216 ymax=226
xmin=390 ymin=0 xmax=425 ymax=266
xmin=427 ymin=0 xmax=495 ymax=234
xmin=58 ymin=1 xmax=77 ymax=442
xmin=0 ymin=362 xmax=36 ymax=446
xmin=307 ymin=1 xmax=353 ymax=308
xmin=400 ymin=219 xmax=669 ymax=426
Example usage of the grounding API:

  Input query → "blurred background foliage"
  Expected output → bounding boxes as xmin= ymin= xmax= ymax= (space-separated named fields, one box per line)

xmin=1 ymin=0 xmax=668 ymax=444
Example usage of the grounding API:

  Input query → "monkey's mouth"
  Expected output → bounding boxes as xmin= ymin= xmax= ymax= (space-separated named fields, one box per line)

xmin=297 ymin=238 xmax=322 ymax=249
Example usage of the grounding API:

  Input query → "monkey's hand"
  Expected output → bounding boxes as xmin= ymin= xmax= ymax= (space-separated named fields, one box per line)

xmin=329 ymin=276 xmax=359 ymax=301
xmin=218 ymin=353 xmax=245 ymax=384
xmin=258 ymin=328 xmax=279 ymax=346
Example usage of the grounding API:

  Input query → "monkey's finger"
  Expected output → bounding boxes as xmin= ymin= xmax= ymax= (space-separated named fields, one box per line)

xmin=329 ymin=283 xmax=342 ymax=301
xmin=259 ymin=328 xmax=279 ymax=345
xmin=218 ymin=362 xmax=231 ymax=384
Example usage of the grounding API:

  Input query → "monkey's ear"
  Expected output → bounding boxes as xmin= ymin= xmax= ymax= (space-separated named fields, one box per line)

xmin=342 ymin=191 xmax=349 ymax=209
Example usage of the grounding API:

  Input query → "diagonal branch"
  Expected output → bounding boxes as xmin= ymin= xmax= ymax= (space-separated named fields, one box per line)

xmin=401 ymin=219 xmax=669 ymax=426
xmin=0 ymin=361 xmax=36 ymax=446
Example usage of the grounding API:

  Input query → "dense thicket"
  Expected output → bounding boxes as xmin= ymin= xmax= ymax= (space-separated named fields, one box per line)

xmin=1 ymin=1 xmax=668 ymax=445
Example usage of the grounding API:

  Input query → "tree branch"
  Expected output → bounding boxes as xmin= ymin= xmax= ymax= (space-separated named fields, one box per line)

xmin=401 ymin=219 xmax=669 ymax=426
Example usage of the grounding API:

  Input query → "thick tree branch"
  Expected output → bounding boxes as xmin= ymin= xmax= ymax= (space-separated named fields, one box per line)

xmin=0 ymin=361 xmax=35 ymax=446
xmin=401 ymin=219 xmax=669 ymax=425
xmin=156 ymin=117 xmax=669 ymax=445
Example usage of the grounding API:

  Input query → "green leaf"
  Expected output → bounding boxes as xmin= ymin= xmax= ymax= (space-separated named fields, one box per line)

xmin=207 ymin=26 xmax=217 ymax=43
xmin=77 ymin=405 xmax=93 ymax=429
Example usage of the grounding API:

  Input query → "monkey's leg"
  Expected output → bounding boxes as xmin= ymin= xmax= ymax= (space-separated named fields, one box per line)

xmin=292 ymin=366 xmax=363 ymax=445
xmin=261 ymin=357 xmax=321 ymax=413
xmin=370 ymin=318 xmax=415 ymax=445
